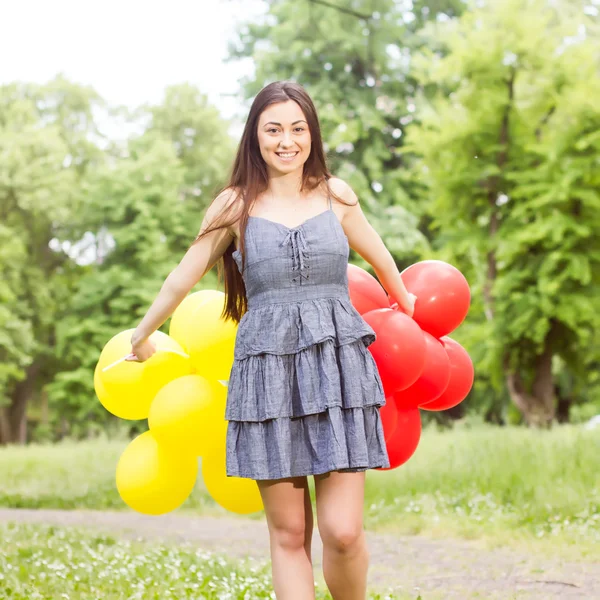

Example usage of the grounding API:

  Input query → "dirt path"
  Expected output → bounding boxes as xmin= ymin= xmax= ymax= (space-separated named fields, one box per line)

xmin=1 ymin=508 xmax=598 ymax=599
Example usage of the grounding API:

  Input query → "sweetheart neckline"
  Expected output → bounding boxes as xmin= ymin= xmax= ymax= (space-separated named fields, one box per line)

xmin=232 ymin=209 xmax=347 ymax=256
xmin=248 ymin=209 xmax=333 ymax=231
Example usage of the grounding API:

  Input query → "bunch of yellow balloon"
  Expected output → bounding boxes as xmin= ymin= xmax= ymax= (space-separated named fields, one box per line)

xmin=94 ymin=290 xmax=264 ymax=516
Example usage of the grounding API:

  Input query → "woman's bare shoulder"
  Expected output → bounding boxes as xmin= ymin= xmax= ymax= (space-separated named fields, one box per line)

xmin=203 ymin=186 xmax=244 ymax=239
xmin=327 ymin=177 xmax=359 ymax=207
xmin=213 ymin=186 xmax=243 ymax=211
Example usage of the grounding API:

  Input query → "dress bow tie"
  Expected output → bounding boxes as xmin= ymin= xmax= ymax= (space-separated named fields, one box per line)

xmin=280 ymin=228 xmax=309 ymax=278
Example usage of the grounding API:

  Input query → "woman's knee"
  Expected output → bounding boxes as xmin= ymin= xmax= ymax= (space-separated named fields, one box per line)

xmin=319 ymin=522 xmax=364 ymax=554
xmin=270 ymin=518 xmax=309 ymax=551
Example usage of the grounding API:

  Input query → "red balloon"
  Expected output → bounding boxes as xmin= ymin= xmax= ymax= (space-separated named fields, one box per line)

xmin=394 ymin=332 xmax=451 ymax=410
xmin=401 ymin=260 xmax=470 ymax=338
xmin=379 ymin=397 xmax=399 ymax=442
xmin=421 ymin=337 xmax=474 ymax=411
xmin=377 ymin=408 xmax=421 ymax=470
xmin=347 ymin=263 xmax=389 ymax=315
xmin=363 ymin=309 xmax=426 ymax=395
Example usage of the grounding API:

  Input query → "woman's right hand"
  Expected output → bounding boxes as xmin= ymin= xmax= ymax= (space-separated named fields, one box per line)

xmin=126 ymin=336 xmax=157 ymax=363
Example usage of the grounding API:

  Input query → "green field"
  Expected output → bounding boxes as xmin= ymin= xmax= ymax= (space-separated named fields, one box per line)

xmin=0 ymin=522 xmax=413 ymax=600
xmin=1 ymin=424 xmax=598 ymax=557
xmin=0 ymin=522 xmax=273 ymax=600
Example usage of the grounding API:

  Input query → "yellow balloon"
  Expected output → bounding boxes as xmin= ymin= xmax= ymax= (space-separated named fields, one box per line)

xmin=191 ymin=336 xmax=236 ymax=381
xmin=186 ymin=296 xmax=238 ymax=380
xmin=116 ymin=430 xmax=198 ymax=515
xmin=169 ymin=290 xmax=225 ymax=352
xmin=97 ymin=329 xmax=192 ymax=420
xmin=201 ymin=449 xmax=264 ymax=515
xmin=148 ymin=374 xmax=228 ymax=456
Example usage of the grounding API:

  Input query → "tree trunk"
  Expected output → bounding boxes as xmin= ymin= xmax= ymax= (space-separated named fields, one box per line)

xmin=505 ymin=334 xmax=556 ymax=427
xmin=555 ymin=386 xmax=571 ymax=424
xmin=0 ymin=362 xmax=41 ymax=445
xmin=0 ymin=412 xmax=10 ymax=444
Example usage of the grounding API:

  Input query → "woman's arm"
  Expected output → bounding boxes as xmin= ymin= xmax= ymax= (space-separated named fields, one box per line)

xmin=131 ymin=189 xmax=238 ymax=346
xmin=332 ymin=178 xmax=416 ymax=316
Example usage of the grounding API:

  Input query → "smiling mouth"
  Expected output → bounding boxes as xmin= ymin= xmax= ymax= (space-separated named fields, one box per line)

xmin=276 ymin=151 xmax=299 ymax=159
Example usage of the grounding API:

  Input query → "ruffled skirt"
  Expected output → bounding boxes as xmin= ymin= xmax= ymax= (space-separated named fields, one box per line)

xmin=225 ymin=297 xmax=390 ymax=480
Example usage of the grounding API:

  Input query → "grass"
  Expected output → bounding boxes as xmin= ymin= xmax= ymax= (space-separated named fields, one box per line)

xmin=1 ymin=424 xmax=599 ymax=557
xmin=0 ymin=522 xmax=409 ymax=599
xmin=364 ymin=423 xmax=600 ymax=557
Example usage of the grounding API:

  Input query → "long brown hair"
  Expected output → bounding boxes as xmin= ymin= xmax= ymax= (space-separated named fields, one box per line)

xmin=192 ymin=80 xmax=341 ymax=323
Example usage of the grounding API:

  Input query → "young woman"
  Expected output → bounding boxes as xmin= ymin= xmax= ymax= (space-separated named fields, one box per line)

xmin=128 ymin=80 xmax=415 ymax=600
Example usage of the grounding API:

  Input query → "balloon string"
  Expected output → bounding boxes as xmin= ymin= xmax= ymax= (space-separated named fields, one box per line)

xmin=101 ymin=347 xmax=190 ymax=373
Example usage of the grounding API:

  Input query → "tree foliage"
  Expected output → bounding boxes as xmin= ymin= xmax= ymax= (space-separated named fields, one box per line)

xmin=0 ymin=79 xmax=234 ymax=442
xmin=405 ymin=0 xmax=600 ymax=424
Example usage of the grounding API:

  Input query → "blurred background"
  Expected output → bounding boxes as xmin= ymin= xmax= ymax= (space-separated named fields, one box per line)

xmin=2 ymin=0 xmax=599 ymax=443
xmin=1 ymin=1 xmax=600 ymax=597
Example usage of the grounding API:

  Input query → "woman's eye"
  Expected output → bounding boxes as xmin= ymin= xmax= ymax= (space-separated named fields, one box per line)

xmin=266 ymin=128 xmax=305 ymax=133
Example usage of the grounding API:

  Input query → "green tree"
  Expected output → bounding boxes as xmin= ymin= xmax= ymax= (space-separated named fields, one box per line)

xmin=47 ymin=137 xmax=187 ymax=437
xmin=47 ymin=84 xmax=235 ymax=439
xmin=405 ymin=0 xmax=600 ymax=425
xmin=0 ymin=77 xmax=236 ymax=443
xmin=141 ymin=83 xmax=236 ymax=204
xmin=0 ymin=77 xmax=102 ymax=443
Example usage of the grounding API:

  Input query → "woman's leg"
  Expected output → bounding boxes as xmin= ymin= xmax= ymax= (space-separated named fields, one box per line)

xmin=314 ymin=470 xmax=369 ymax=600
xmin=257 ymin=476 xmax=315 ymax=600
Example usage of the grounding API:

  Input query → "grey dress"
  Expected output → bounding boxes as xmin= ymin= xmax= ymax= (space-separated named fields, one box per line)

xmin=225 ymin=197 xmax=390 ymax=480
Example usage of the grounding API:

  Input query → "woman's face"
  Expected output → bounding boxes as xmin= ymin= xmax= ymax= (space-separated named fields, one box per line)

xmin=256 ymin=100 xmax=312 ymax=176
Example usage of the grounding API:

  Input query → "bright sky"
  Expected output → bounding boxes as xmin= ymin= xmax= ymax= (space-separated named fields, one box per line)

xmin=1 ymin=0 xmax=266 ymax=134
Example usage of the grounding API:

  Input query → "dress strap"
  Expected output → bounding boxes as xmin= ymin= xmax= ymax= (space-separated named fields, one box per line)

xmin=325 ymin=176 xmax=332 ymax=210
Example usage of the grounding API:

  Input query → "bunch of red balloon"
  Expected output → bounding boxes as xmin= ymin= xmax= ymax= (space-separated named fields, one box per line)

xmin=348 ymin=260 xmax=474 ymax=470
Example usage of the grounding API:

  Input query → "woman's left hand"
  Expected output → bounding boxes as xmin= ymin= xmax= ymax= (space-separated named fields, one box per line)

xmin=398 ymin=293 xmax=417 ymax=318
